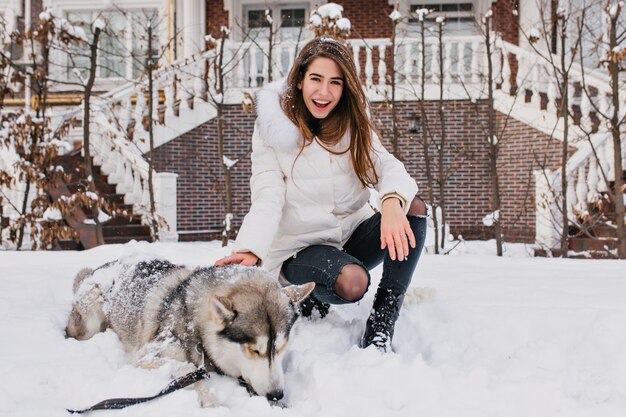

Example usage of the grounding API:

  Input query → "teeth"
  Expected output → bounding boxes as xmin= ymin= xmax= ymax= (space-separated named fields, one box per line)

xmin=313 ymin=100 xmax=330 ymax=105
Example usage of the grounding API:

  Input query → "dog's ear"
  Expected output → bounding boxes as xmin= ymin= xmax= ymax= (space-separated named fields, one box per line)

xmin=208 ymin=295 xmax=236 ymax=326
xmin=282 ymin=282 xmax=315 ymax=305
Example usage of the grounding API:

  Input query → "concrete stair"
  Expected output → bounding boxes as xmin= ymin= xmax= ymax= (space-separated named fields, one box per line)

xmin=52 ymin=152 xmax=152 ymax=250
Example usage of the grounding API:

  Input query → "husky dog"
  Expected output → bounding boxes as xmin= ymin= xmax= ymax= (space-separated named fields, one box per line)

xmin=65 ymin=257 xmax=314 ymax=406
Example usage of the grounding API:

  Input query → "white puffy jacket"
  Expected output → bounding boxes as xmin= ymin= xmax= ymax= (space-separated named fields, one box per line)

xmin=232 ymin=80 xmax=418 ymax=276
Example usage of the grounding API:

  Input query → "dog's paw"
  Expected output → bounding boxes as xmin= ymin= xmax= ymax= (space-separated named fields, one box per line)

xmin=196 ymin=381 xmax=218 ymax=408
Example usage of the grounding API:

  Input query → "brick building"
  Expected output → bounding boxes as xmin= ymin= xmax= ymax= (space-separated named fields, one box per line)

xmin=1 ymin=0 xmax=620 ymax=252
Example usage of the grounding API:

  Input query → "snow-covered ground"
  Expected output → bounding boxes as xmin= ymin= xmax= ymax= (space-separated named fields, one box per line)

xmin=1 ymin=240 xmax=625 ymax=417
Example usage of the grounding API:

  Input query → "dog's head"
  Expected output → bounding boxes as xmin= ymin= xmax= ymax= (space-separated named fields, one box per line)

xmin=200 ymin=267 xmax=314 ymax=402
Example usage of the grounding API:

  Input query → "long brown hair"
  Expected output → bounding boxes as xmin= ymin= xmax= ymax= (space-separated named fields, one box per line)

xmin=282 ymin=37 xmax=379 ymax=188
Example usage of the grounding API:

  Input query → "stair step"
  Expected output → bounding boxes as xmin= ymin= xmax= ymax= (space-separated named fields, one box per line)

xmin=568 ymin=237 xmax=619 ymax=252
xmin=591 ymin=225 xmax=618 ymax=238
xmin=52 ymin=154 xmax=153 ymax=248
xmin=534 ymin=247 xmax=617 ymax=259
xmin=55 ymin=239 xmax=84 ymax=251
xmin=102 ymin=224 xmax=151 ymax=238
xmin=106 ymin=214 xmax=143 ymax=226
xmin=104 ymin=235 xmax=152 ymax=244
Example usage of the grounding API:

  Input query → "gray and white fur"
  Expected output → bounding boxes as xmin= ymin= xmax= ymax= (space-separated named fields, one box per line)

xmin=65 ymin=258 xmax=314 ymax=406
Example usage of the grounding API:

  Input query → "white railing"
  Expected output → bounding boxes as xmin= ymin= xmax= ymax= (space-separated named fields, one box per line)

xmin=218 ymin=36 xmax=487 ymax=100
xmin=535 ymin=133 xmax=614 ymax=247
xmin=494 ymin=39 xmax=615 ymax=140
xmin=499 ymin=38 xmax=625 ymax=247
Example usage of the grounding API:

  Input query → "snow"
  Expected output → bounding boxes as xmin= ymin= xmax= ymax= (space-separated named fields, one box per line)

xmin=528 ymin=27 xmax=542 ymax=40
xmin=335 ymin=17 xmax=351 ymax=31
xmin=1 ymin=240 xmax=625 ymax=417
xmin=98 ymin=209 xmax=111 ymax=223
xmin=317 ymin=3 xmax=344 ymax=20
xmin=309 ymin=14 xmax=322 ymax=27
xmin=389 ymin=10 xmax=402 ymax=22
xmin=42 ymin=207 xmax=63 ymax=221
xmin=482 ymin=210 xmax=500 ymax=226
xmin=608 ymin=2 xmax=622 ymax=18
xmin=92 ymin=18 xmax=106 ymax=32
xmin=413 ymin=8 xmax=429 ymax=22
xmin=223 ymin=155 xmax=238 ymax=169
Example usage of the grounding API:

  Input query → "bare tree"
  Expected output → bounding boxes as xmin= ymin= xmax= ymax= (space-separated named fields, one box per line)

xmin=578 ymin=0 xmax=626 ymax=258
xmin=601 ymin=1 xmax=626 ymax=258
xmin=78 ymin=20 xmax=105 ymax=245
xmin=481 ymin=12 xmax=504 ymax=256
xmin=0 ymin=10 xmax=113 ymax=250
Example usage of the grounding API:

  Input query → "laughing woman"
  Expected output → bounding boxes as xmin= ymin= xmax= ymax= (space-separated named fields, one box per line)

xmin=215 ymin=36 xmax=427 ymax=352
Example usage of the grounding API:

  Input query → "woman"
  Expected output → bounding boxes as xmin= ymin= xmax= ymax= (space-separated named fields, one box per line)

xmin=215 ymin=36 xmax=427 ymax=352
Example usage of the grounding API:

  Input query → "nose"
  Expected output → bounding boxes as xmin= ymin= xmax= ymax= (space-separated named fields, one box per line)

xmin=319 ymin=81 xmax=331 ymax=96
xmin=266 ymin=390 xmax=284 ymax=402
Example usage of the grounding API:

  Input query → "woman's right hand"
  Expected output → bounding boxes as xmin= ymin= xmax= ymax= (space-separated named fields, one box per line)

xmin=214 ymin=252 xmax=260 ymax=267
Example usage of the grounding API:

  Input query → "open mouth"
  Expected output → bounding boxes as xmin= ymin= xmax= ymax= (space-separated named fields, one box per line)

xmin=312 ymin=99 xmax=331 ymax=110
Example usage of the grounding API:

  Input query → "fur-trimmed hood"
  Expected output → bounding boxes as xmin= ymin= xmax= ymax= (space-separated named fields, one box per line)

xmin=255 ymin=79 xmax=302 ymax=153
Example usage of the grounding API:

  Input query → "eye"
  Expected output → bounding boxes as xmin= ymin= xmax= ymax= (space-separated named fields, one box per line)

xmin=245 ymin=344 xmax=263 ymax=357
xmin=310 ymin=76 xmax=321 ymax=82
xmin=331 ymin=80 xmax=343 ymax=86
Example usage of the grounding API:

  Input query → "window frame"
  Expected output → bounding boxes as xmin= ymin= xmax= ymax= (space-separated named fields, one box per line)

xmin=62 ymin=8 xmax=160 ymax=83
xmin=232 ymin=0 xmax=314 ymax=42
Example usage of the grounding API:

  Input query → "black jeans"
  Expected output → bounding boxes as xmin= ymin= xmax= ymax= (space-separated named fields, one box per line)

xmin=281 ymin=212 xmax=427 ymax=304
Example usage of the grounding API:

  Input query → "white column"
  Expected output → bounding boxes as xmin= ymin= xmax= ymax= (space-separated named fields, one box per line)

xmin=534 ymin=169 xmax=560 ymax=249
xmin=154 ymin=172 xmax=178 ymax=242
xmin=182 ymin=0 xmax=206 ymax=59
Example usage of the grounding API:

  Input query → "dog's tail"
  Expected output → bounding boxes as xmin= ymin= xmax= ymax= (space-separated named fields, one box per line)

xmin=72 ymin=268 xmax=94 ymax=294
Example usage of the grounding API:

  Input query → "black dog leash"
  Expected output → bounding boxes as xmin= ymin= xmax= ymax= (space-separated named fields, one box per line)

xmin=67 ymin=367 xmax=207 ymax=414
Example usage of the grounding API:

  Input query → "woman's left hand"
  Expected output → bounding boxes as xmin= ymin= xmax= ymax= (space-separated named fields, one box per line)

xmin=380 ymin=198 xmax=416 ymax=261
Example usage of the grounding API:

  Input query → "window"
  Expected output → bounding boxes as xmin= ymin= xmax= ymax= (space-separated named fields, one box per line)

xmin=242 ymin=4 xmax=308 ymax=86
xmin=280 ymin=8 xmax=306 ymax=41
xmin=408 ymin=2 xmax=476 ymax=36
xmin=243 ymin=5 xmax=308 ymax=41
xmin=65 ymin=9 xmax=159 ymax=81
xmin=405 ymin=2 xmax=477 ymax=82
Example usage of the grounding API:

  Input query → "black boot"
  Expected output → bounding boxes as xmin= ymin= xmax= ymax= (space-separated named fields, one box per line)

xmin=360 ymin=287 xmax=404 ymax=352
xmin=299 ymin=294 xmax=330 ymax=319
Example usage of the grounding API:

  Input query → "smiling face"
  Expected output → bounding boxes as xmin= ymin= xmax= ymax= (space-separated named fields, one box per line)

xmin=297 ymin=57 xmax=344 ymax=119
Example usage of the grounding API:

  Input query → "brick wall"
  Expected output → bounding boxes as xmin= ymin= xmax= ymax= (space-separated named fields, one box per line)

xmin=496 ymin=113 xmax=564 ymax=242
xmin=153 ymin=99 xmax=563 ymax=244
xmin=206 ymin=0 xmax=229 ymax=39
xmin=492 ymin=0 xmax=519 ymax=44
xmin=340 ymin=0 xmax=394 ymax=39
xmin=371 ymin=100 xmax=494 ymax=241
xmin=492 ymin=0 xmax=520 ymax=92
xmin=152 ymin=106 xmax=256 ymax=241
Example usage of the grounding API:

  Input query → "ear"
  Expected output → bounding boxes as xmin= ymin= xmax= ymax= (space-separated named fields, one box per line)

xmin=297 ymin=81 xmax=302 ymax=90
xmin=282 ymin=282 xmax=315 ymax=305
xmin=208 ymin=295 xmax=236 ymax=327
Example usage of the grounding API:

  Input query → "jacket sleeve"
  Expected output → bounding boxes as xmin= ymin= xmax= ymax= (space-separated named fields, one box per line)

xmin=232 ymin=121 xmax=286 ymax=262
xmin=371 ymin=131 xmax=418 ymax=214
